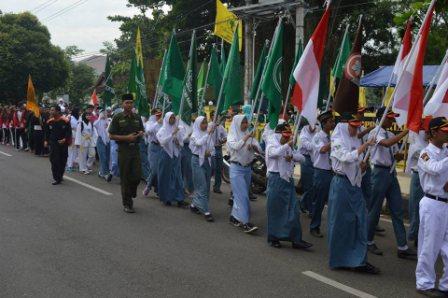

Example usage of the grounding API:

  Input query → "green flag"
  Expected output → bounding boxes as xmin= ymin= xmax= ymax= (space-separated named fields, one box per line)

xmin=208 ymin=46 xmax=223 ymax=100
xmin=261 ymin=22 xmax=283 ymax=129
xmin=128 ymin=27 xmax=149 ymax=117
xmin=177 ymin=30 xmax=197 ymax=124
xmin=330 ymin=25 xmax=351 ymax=96
xmin=221 ymin=27 xmax=242 ymax=114
xmin=160 ymin=31 xmax=185 ymax=106
xmin=249 ymin=41 xmax=269 ymax=102
xmin=289 ymin=40 xmax=303 ymax=85
xmin=102 ymin=55 xmax=115 ymax=108
xmin=220 ymin=41 xmax=227 ymax=75
xmin=197 ymin=61 xmax=207 ymax=115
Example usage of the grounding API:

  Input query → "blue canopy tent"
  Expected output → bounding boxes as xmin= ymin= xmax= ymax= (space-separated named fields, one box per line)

xmin=360 ymin=65 xmax=439 ymax=88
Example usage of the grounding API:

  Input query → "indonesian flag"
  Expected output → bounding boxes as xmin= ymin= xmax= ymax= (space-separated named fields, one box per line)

xmin=90 ymin=89 xmax=99 ymax=106
xmin=424 ymin=59 xmax=448 ymax=117
xmin=392 ymin=1 xmax=435 ymax=132
xmin=291 ymin=2 xmax=331 ymax=126
xmin=392 ymin=19 xmax=413 ymax=82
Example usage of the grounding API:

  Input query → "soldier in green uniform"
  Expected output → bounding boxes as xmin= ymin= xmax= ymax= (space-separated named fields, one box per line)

xmin=108 ymin=94 xmax=145 ymax=213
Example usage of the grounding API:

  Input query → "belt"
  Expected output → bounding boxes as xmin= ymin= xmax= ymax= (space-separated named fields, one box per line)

xmin=315 ymin=167 xmax=333 ymax=173
xmin=425 ymin=193 xmax=448 ymax=203
xmin=334 ymin=172 xmax=348 ymax=179
xmin=151 ymin=141 xmax=160 ymax=145
xmin=231 ymin=161 xmax=250 ymax=168
xmin=192 ymin=154 xmax=200 ymax=158
xmin=411 ymin=169 xmax=419 ymax=174
xmin=373 ymin=164 xmax=392 ymax=170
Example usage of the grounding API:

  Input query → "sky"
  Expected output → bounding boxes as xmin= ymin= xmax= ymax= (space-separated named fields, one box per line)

xmin=1 ymin=0 xmax=144 ymax=56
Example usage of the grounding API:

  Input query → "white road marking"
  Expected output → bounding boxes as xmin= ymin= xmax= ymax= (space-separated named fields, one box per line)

xmin=302 ymin=271 xmax=377 ymax=298
xmin=63 ymin=175 xmax=113 ymax=196
xmin=0 ymin=150 xmax=12 ymax=157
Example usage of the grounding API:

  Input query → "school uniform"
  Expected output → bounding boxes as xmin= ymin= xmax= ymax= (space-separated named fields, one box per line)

xmin=67 ymin=115 xmax=79 ymax=170
xmin=359 ymin=125 xmax=373 ymax=207
xmin=367 ymin=127 xmax=409 ymax=251
xmin=416 ymin=143 xmax=448 ymax=292
xmin=189 ymin=116 xmax=214 ymax=217
xmin=180 ymin=121 xmax=194 ymax=194
xmin=210 ymin=123 xmax=227 ymax=192
xmin=29 ymin=114 xmax=45 ymax=156
xmin=144 ymin=117 xmax=162 ymax=193
xmin=75 ymin=117 xmax=97 ymax=173
xmin=94 ymin=114 xmax=111 ymax=177
xmin=310 ymin=130 xmax=333 ymax=233
xmin=156 ymin=112 xmax=186 ymax=205
xmin=298 ymin=125 xmax=320 ymax=213
xmin=266 ymin=133 xmax=306 ymax=244
xmin=13 ymin=110 xmax=28 ymax=150
xmin=227 ymin=115 xmax=261 ymax=228
xmin=139 ymin=117 xmax=150 ymax=181
xmin=327 ymin=123 xmax=368 ymax=269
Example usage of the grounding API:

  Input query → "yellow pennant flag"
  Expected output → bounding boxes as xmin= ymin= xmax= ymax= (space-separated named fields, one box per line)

xmin=359 ymin=86 xmax=367 ymax=108
xmin=384 ymin=87 xmax=394 ymax=107
xmin=26 ymin=75 xmax=40 ymax=117
xmin=214 ymin=0 xmax=243 ymax=51
xmin=135 ymin=27 xmax=144 ymax=67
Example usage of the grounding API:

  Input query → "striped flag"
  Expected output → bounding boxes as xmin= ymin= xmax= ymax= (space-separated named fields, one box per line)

xmin=424 ymin=59 xmax=448 ymax=117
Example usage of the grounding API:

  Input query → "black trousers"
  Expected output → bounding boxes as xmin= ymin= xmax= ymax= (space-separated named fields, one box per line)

xmin=118 ymin=146 xmax=141 ymax=208
xmin=33 ymin=131 xmax=44 ymax=155
xmin=15 ymin=128 xmax=27 ymax=149
xmin=49 ymin=143 xmax=68 ymax=182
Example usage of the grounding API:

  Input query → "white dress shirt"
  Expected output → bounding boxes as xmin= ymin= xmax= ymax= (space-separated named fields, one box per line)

xmin=266 ymin=133 xmax=304 ymax=181
xmin=94 ymin=117 xmax=110 ymax=144
xmin=75 ymin=119 xmax=97 ymax=147
xmin=312 ymin=130 xmax=332 ymax=170
xmin=368 ymin=127 xmax=399 ymax=167
xmin=418 ymin=143 xmax=448 ymax=198
xmin=299 ymin=125 xmax=320 ymax=158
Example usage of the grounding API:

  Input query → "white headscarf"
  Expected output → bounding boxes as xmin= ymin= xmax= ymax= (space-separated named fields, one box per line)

xmin=156 ymin=112 xmax=182 ymax=158
xmin=331 ymin=123 xmax=363 ymax=187
xmin=266 ymin=133 xmax=294 ymax=181
xmin=227 ymin=115 xmax=260 ymax=166
xmin=189 ymin=116 xmax=213 ymax=166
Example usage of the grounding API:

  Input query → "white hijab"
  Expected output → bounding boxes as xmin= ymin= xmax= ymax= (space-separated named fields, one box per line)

xmin=156 ymin=112 xmax=182 ymax=158
xmin=266 ymin=133 xmax=294 ymax=181
xmin=331 ymin=123 xmax=363 ymax=187
xmin=227 ymin=115 xmax=260 ymax=166
xmin=189 ymin=116 xmax=213 ymax=166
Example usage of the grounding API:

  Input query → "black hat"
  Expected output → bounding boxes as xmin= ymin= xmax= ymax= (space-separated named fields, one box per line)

xmin=275 ymin=122 xmax=289 ymax=133
xmin=340 ymin=112 xmax=362 ymax=127
xmin=376 ymin=107 xmax=399 ymax=120
xmin=122 ymin=93 xmax=134 ymax=102
xmin=429 ymin=117 xmax=448 ymax=132
xmin=318 ymin=110 xmax=333 ymax=123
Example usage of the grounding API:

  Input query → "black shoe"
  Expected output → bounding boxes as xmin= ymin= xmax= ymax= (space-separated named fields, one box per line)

xmin=368 ymin=243 xmax=383 ymax=256
xmin=105 ymin=174 xmax=113 ymax=182
xmin=228 ymin=198 xmax=234 ymax=207
xmin=310 ymin=228 xmax=324 ymax=238
xmin=229 ymin=215 xmax=241 ymax=227
xmin=375 ymin=226 xmax=386 ymax=233
xmin=204 ymin=213 xmax=214 ymax=222
xmin=416 ymin=289 xmax=446 ymax=297
xmin=177 ymin=201 xmax=189 ymax=208
xmin=354 ymin=262 xmax=380 ymax=275
xmin=242 ymin=223 xmax=258 ymax=234
xmin=292 ymin=240 xmax=313 ymax=250
xmin=164 ymin=201 xmax=172 ymax=206
xmin=123 ymin=206 xmax=135 ymax=213
xmin=213 ymin=189 xmax=222 ymax=194
xmin=52 ymin=180 xmax=61 ymax=185
xmin=270 ymin=240 xmax=282 ymax=248
xmin=190 ymin=205 xmax=200 ymax=214
xmin=249 ymin=194 xmax=257 ymax=201
xmin=398 ymin=247 xmax=417 ymax=260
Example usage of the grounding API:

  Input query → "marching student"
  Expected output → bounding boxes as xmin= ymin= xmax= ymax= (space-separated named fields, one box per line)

xmin=13 ymin=104 xmax=28 ymax=150
xmin=94 ymin=108 xmax=111 ymax=180
xmin=209 ymin=111 xmax=227 ymax=194
xmin=75 ymin=105 xmax=97 ymax=175
xmin=227 ymin=115 xmax=262 ymax=233
xmin=139 ymin=115 xmax=150 ymax=182
xmin=66 ymin=107 xmax=80 ymax=172
xmin=180 ymin=121 xmax=194 ymax=195
xmin=310 ymin=111 xmax=335 ymax=238
xmin=143 ymin=109 xmax=163 ymax=196
xmin=156 ymin=112 xmax=189 ymax=207
xmin=28 ymin=107 xmax=45 ymax=156
xmin=415 ymin=117 xmax=448 ymax=297
xmin=189 ymin=116 xmax=215 ymax=222
xmin=366 ymin=107 xmax=416 ymax=258
xmin=327 ymin=114 xmax=379 ymax=274
xmin=265 ymin=123 xmax=313 ymax=249
xmin=298 ymin=120 xmax=320 ymax=214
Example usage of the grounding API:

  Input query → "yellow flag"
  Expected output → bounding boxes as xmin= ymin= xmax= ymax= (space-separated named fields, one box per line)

xmin=135 ymin=27 xmax=144 ymax=67
xmin=384 ymin=87 xmax=394 ymax=107
xmin=359 ymin=86 xmax=367 ymax=108
xmin=26 ymin=75 xmax=40 ymax=117
xmin=214 ymin=0 xmax=243 ymax=51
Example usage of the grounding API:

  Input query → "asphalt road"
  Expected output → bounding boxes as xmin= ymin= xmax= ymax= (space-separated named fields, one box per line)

xmin=0 ymin=145 xmax=435 ymax=297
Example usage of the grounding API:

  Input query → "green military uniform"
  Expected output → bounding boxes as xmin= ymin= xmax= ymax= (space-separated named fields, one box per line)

xmin=108 ymin=112 xmax=144 ymax=208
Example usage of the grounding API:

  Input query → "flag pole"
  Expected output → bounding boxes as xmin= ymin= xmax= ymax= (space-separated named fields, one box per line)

xmin=423 ymin=49 xmax=448 ymax=105
xmin=249 ymin=38 xmax=271 ymax=120
xmin=178 ymin=30 xmax=196 ymax=125
xmin=200 ymin=46 xmax=214 ymax=116
xmin=281 ymin=84 xmax=293 ymax=119
xmin=364 ymin=0 xmax=436 ymax=163
xmin=153 ymin=50 xmax=167 ymax=109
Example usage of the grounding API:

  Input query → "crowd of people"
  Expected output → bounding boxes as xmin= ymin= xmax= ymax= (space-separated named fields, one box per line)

xmin=2 ymin=93 xmax=448 ymax=296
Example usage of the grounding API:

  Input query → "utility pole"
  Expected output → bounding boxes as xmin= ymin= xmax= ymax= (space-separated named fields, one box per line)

xmin=295 ymin=2 xmax=305 ymax=53
xmin=244 ymin=0 xmax=254 ymax=104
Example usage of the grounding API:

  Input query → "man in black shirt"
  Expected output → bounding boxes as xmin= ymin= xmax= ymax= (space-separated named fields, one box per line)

xmin=44 ymin=105 xmax=72 ymax=185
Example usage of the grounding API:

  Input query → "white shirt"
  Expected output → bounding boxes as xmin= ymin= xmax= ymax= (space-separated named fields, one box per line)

xmin=94 ymin=117 xmax=110 ymax=144
xmin=75 ymin=119 xmax=97 ymax=147
xmin=312 ymin=130 xmax=332 ymax=170
xmin=368 ymin=127 xmax=399 ymax=167
xmin=266 ymin=134 xmax=304 ymax=181
xmin=406 ymin=130 xmax=427 ymax=173
xmin=210 ymin=124 xmax=227 ymax=147
xmin=227 ymin=115 xmax=262 ymax=167
xmin=418 ymin=143 xmax=448 ymax=198
xmin=299 ymin=125 xmax=320 ymax=157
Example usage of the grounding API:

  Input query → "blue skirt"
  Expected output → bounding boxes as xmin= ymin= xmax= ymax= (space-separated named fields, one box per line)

xmin=191 ymin=155 xmax=212 ymax=214
xmin=266 ymin=173 xmax=303 ymax=243
xmin=230 ymin=163 xmax=252 ymax=224
xmin=327 ymin=175 xmax=368 ymax=269
xmin=157 ymin=150 xmax=185 ymax=203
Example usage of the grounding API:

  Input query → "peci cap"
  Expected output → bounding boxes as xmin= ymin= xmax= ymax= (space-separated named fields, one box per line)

xmin=376 ymin=106 xmax=399 ymax=120
xmin=121 ymin=93 xmax=134 ymax=102
xmin=317 ymin=110 xmax=333 ymax=123
xmin=429 ymin=117 xmax=448 ymax=133
xmin=340 ymin=112 xmax=362 ymax=127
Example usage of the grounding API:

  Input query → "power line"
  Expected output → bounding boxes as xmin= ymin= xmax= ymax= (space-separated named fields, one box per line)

xmin=42 ymin=0 xmax=89 ymax=22
xmin=31 ymin=0 xmax=58 ymax=13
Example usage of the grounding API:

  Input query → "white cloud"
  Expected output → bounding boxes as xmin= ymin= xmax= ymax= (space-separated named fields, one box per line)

xmin=1 ymin=0 xmax=143 ymax=52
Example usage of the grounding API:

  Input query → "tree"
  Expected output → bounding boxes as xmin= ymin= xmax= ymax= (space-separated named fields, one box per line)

xmin=0 ymin=12 xmax=69 ymax=103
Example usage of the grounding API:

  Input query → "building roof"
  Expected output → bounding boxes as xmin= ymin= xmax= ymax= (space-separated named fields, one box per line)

xmin=77 ymin=55 xmax=106 ymax=76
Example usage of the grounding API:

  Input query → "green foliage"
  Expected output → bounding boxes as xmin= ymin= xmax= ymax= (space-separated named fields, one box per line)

xmin=0 ymin=12 xmax=69 ymax=103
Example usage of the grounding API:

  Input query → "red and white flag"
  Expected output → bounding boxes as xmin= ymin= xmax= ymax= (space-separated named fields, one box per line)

xmin=391 ymin=19 xmax=413 ymax=82
xmin=90 ymin=89 xmax=99 ymax=106
xmin=424 ymin=58 xmax=448 ymax=117
xmin=291 ymin=2 xmax=331 ymax=126
xmin=392 ymin=0 xmax=435 ymax=132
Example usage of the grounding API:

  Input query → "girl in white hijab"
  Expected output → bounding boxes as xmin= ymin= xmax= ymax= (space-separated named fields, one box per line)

xmin=189 ymin=116 xmax=215 ymax=221
xmin=227 ymin=115 xmax=261 ymax=233
xmin=156 ymin=112 xmax=188 ymax=207
xmin=327 ymin=118 xmax=379 ymax=274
